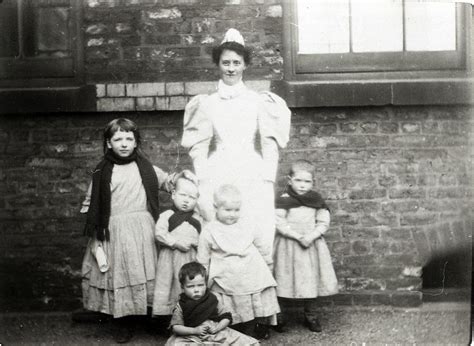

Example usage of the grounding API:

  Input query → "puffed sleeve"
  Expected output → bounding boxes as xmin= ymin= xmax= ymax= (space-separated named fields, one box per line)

xmin=258 ymin=91 xmax=291 ymax=182
xmin=181 ymin=95 xmax=213 ymax=179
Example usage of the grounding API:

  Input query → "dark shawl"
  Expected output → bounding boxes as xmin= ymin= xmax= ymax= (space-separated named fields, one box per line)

xmin=83 ymin=150 xmax=159 ymax=241
xmin=168 ymin=205 xmax=201 ymax=234
xmin=275 ymin=186 xmax=329 ymax=211
xmin=179 ymin=290 xmax=232 ymax=327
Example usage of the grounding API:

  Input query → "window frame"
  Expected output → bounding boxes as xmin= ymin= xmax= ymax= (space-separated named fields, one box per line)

xmin=278 ymin=0 xmax=473 ymax=107
xmin=0 ymin=0 xmax=85 ymax=89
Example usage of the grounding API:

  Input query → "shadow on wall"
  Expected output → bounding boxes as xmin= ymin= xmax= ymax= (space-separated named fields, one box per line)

xmin=422 ymin=244 xmax=472 ymax=289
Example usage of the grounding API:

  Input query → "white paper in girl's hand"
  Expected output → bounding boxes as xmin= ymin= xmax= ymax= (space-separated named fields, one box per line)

xmin=94 ymin=245 xmax=109 ymax=272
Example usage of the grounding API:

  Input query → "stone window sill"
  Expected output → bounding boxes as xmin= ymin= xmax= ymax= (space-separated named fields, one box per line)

xmin=271 ymin=77 xmax=474 ymax=108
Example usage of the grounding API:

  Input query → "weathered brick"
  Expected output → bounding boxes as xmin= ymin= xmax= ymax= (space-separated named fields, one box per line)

xmin=136 ymin=97 xmax=155 ymax=111
xmin=331 ymin=213 xmax=359 ymax=226
xmin=184 ymin=81 xmax=217 ymax=95
xmin=352 ymin=292 xmax=372 ymax=305
xmin=26 ymin=158 xmax=66 ymax=168
xmin=96 ymin=84 xmax=106 ymax=97
xmin=165 ymin=82 xmax=185 ymax=96
xmin=85 ymin=23 xmax=109 ymax=35
xmin=360 ymin=122 xmax=378 ymax=133
xmin=401 ymin=122 xmax=421 ymax=133
xmin=265 ymin=4 xmax=282 ymax=17
xmin=340 ymin=123 xmax=358 ymax=133
xmin=328 ymin=241 xmax=351 ymax=256
xmin=390 ymin=291 xmax=422 ymax=307
xmin=389 ymin=188 xmax=426 ymax=199
xmin=391 ymin=135 xmax=429 ymax=147
xmin=97 ymin=98 xmax=135 ymax=112
xmin=380 ymin=227 xmax=415 ymax=241
xmin=343 ymin=255 xmax=380 ymax=266
xmin=144 ymin=34 xmax=182 ymax=45
xmin=400 ymin=213 xmax=439 ymax=226
xmin=332 ymin=293 xmax=353 ymax=306
xmin=314 ymin=124 xmax=338 ymax=136
xmin=106 ymin=84 xmax=126 ymax=97
xmin=155 ymin=97 xmax=168 ymax=110
xmin=145 ymin=8 xmax=182 ymax=20
xmin=115 ymin=23 xmax=133 ymax=34
xmin=349 ymin=189 xmax=386 ymax=200
xmin=126 ymin=82 xmax=165 ymax=97
xmin=168 ymin=96 xmax=188 ymax=110
xmin=371 ymin=292 xmax=392 ymax=305
xmin=165 ymin=47 xmax=201 ymax=57
xmin=338 ymin=201 xmax=381 ymax=214
xmin=361 ymin=265 xmax=402 ymax=278
xmin=360 ymin=212 xmax=398 ymax=227
xmin=380 ymin=122 xmax=399 ymax=133
xmin=352 ymin=240 xmax=370 ymax=255
xmin=342 ymin=227 xmax=381 ymax=240
xmin=380 ymin=254 xmax=419 ymax=266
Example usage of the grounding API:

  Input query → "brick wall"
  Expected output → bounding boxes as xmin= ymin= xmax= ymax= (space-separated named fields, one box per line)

xmin=1 ymin=106 xmax=472 ymax=311
xmin=84 ymin=0 xmax=284 ymax=83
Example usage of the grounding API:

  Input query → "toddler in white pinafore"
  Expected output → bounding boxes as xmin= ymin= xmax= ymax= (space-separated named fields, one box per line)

xmin=197 ymin=184 xmax=280 ymax=339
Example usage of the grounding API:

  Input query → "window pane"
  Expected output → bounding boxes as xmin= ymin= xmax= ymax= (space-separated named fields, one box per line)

xmin=23 ymin=0 xmax=71 ymax=58
xmin=352 ymin=0 xmax=403 ymax=52
xmin=405 ymin=2 xmax=456 ymax=51
xmin=0 ymin=0 xmax=19 ymax=58
xmin=37 ymin=7 xmax=71 ymax=55
xmin=297 ymin=0 xmax=350 ymax=54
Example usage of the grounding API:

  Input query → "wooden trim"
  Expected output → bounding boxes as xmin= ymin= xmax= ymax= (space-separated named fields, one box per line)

xmin=296 ymin=51 xmax=464 ymax=74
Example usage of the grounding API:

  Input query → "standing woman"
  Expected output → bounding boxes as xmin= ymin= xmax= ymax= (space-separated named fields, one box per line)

xmin=182 ymin=29 xmax=291 ymax=255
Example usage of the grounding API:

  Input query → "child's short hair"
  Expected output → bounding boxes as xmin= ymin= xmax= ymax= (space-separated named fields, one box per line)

xmin=178 ymin=262 xmax=207 ymax=286
xmin=213 ymin=184 xmax=241 ymax=207
xmin=289 ymin=159 xmax=315 ymax=177
xmin=103 ymin=118 xmax=141 ymax=153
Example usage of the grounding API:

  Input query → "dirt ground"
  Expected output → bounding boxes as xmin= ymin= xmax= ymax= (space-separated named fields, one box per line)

xmin=0 ymin=301 xmax=471 ymax=345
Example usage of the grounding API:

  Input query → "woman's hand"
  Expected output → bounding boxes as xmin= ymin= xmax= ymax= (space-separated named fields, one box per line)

xmin=181 ymin=169 xmax=199 ymax=185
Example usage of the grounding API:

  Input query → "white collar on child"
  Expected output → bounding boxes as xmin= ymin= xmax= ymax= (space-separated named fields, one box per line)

xmin=217 ymin=79 xmax=246 ymax=100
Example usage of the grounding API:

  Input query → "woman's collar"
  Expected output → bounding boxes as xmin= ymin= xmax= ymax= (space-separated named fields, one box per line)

xmin=217 ymin=79 xmax=246 ymax=99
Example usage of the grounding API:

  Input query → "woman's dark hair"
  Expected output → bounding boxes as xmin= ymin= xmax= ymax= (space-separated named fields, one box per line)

xmin=178 ymin=262 xmax=207 ymax=286
xmin=211 ymin=41 xmax=251 ymax=66
xmin=103 ymin=118 xmax=141 ymax=153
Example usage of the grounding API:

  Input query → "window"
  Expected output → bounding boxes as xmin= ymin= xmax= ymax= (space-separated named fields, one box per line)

xmin=0 ymin=0 xmax=83 ymax=87
xmin=280 ymin=0 xmax=472 ymax=106
xmin=294 ymin=0 xmax=466 ymax=73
